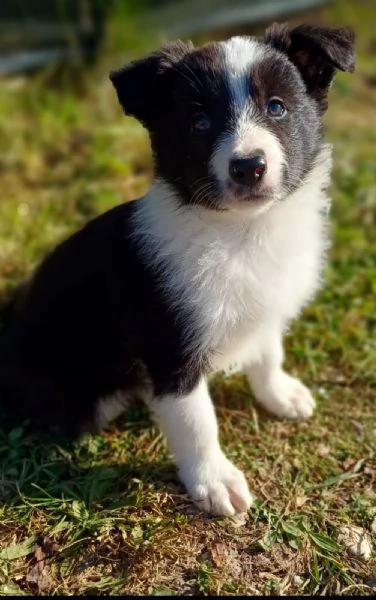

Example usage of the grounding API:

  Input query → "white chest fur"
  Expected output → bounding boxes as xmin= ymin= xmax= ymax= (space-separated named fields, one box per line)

xmin=134 ymin=147 xmax=332 ymax=373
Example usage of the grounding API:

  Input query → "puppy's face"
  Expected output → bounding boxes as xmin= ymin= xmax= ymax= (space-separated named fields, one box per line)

xmin=111 ymin=24 xmax=354 ymax=214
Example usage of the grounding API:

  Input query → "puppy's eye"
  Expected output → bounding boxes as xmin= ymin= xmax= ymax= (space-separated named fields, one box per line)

xmin=190 ymin=112 xmax=212 ymax=134
xmin=267 ymin=98 xmax=286 ymax=118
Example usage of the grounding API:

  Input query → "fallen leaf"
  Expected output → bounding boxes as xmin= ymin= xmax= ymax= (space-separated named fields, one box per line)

xmin=228 ymin=512 xmax=248 ymax=528
xmin=364 ymin=463 xmax=376 ymax=478
xmin=26 ymin=565 xmax=53 ymax=593
xmin=350 ymin=420 xmax=364 ymax=437
xmin=337 ymin=525 xmax=373 ymax=561
xmin=210 ymin=540 xmax=227 ymax=567
xmin=26 ymin=535 xmax=59 ymax=593
xmin=295 ymin=495 xmax=308 ymax=508
xmin=317 ymin=443 xmax=331 ymax=458
xmin=292 ymin=575 xmax=304 ymax=587
xmin=342 ymin=458 xmax=356 ymax=472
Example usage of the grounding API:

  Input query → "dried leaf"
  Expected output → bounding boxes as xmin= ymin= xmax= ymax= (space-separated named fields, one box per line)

xmin=295 ymin=495 xmax=308 ymax=508
xmin=210 ymin=540 xmax=227 ymax=567
xmin=26 ymin=535 xmax=58 ymax=593
xmin=364 ymin=463 xmax=376 ymax=478
xmin=228 ymin=512 xmax=248 ymax=528
xmin=342 ymin=458 xmax=356 ymax=472
xmin=26 ymin=564 xmax=53 ymax=592
xmin=337 ymin=526 xmax=373 ymax=561
xmin=317 ymin=443 xmax=331 ymax=458
xmin=350 ymin=420 xmax=364 ymax=436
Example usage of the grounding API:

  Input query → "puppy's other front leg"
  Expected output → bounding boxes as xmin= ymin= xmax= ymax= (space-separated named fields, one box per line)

xmin=148 ymin=379 xmax=252 ymax=516
xmin=246 ymin=329 xmax=316 ymax=420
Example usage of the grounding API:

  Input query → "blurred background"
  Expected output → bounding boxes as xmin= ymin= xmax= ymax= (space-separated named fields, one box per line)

xmin=0 ymin=0 xmax=375 ymax=303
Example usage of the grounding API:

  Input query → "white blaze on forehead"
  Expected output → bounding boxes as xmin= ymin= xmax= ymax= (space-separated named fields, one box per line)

xmin=220 ymin=36 xmax=265 ymax=111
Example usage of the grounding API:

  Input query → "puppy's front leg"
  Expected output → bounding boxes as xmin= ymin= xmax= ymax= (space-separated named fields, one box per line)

xmin=246 ymin=329 xmax=316 ymax=420
xmin=148 ymin=379 xmax=252 ymax=516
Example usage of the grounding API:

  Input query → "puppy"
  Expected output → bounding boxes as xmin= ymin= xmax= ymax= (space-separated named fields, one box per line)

xmin=0 ymin=23 xmax=355 ymax=516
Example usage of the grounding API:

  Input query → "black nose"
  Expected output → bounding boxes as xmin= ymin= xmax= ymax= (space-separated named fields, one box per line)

xmin=228 ymin=153 xmax=267 ymax=186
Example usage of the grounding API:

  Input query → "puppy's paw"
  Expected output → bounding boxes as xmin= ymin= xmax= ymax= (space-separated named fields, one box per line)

xmin=179 ymin=451 xmax=253 ymax=517
xmin=252 ymin=370 xmax=315 ymax=421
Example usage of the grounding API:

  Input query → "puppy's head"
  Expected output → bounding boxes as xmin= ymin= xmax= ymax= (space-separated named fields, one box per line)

xmin=110 ymin=24 xmax=354 ymax=214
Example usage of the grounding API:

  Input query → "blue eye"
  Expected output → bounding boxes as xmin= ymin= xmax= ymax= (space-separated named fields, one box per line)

xmin=191 ymin=112 xmax=212 ymax=133
xmin=267 ymin=98 xmax=286 ymax=118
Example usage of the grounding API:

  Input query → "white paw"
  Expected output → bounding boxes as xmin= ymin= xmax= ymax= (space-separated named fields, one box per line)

xmin=253 ymin=370 xmax=315 ymax=420
xmin=179 ymin=451 xmax=253 ymax=517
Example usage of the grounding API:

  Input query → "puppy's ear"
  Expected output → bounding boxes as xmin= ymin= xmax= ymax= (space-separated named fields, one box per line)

xmin=109 ymin=40 xmax=194 ymax=126
xmin=265 ymin=23 xmax=355 ymax=110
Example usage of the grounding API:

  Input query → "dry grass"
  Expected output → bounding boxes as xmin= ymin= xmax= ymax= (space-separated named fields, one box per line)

xmin=0 ymin=0 xmax=375 ymax=595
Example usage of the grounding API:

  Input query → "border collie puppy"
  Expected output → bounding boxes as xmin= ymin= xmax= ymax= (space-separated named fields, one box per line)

xmin=0 ymin=23 xmax=354 ymax=516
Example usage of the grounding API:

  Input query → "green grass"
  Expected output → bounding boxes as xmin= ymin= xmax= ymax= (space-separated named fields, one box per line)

xmin=0 ymin=0 xmax=375 ymax=595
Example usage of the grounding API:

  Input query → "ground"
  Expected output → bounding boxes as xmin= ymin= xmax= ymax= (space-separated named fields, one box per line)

xmin=0 ymin=0 xmax=375 ymax=595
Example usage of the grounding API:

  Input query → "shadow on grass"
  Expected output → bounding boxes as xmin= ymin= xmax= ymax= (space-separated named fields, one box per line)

xmin=0 ymin=407 xmax=178 ymax=505
xmin=0 ymin=275 xmax=181 ymax=518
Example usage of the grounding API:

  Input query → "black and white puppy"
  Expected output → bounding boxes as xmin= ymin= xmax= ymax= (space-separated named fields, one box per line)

xmin=0 ymin=23 xmax=355 ymax=516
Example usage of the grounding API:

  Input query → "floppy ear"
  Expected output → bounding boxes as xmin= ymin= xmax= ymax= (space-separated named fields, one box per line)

xmin=109 ymin=40 xmax=194 ymax=126
xmin=265 ymin=23 xmax=355 ymax=111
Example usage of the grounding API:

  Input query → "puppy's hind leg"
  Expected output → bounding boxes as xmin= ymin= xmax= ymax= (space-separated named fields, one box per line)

xmin=0 ymin=366 xmax=88 ymax=434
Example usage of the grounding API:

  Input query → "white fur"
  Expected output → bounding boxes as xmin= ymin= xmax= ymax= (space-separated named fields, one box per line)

xmin=134 ymin=145 xmax=332 ymax=375
xmin=220 ymin=37 xmax=264 ymax=108
xmin=147 ymin=379 xmax=253 ymax=516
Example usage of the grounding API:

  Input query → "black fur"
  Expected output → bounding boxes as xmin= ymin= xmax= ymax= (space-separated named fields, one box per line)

xmin=0 ymin=202 xmax=202 ymax=433
xmin=265 ymin=23 xmax=355 ymax=111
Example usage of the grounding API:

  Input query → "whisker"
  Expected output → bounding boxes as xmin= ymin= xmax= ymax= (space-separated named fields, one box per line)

xmin=191 ymin=179 xmax=213 ymax=205
xmin=192 ymin=181 xmax=218 ymax=208
xmin=181 ymin=63 xmax=203 ymax=90
xmin=169 ymin=65 xmax=201 ymax=95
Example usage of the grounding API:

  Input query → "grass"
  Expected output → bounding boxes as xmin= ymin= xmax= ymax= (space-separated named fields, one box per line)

xmin=0 ymin=0 xmax=375 ymax=595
